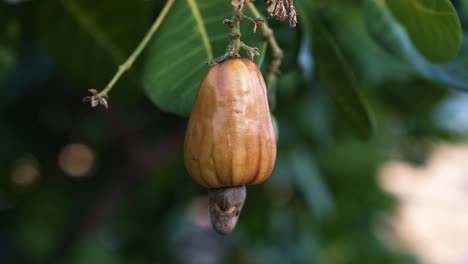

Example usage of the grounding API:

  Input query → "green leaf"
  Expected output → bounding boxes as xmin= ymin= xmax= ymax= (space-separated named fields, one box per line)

xmin=307 ymin=14 xmax=375 ymax=139
xmin=365 ymin=0 xmax=468 ymax=92
xmin=143 ymin=0 xmax=267 ymax=117
xmin=32 ymin=0 xmax=147 ymax=87
xmin=384 ymin=0 xmax=462 ymax=62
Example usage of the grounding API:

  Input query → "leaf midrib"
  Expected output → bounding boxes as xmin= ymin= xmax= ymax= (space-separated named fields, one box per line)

xmin=187 ymin=0 xmax=214 ymax=61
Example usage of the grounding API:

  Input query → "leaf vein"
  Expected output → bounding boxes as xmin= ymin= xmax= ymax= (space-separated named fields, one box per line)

xmin=153 ymin=45 xmax=205 ymax=79
xmin=187 ymin=0 xmax=214 ymax=61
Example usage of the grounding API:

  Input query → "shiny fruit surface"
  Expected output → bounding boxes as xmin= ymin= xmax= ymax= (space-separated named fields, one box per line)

xmin=184 ymin=58 xmax=276 ymax=188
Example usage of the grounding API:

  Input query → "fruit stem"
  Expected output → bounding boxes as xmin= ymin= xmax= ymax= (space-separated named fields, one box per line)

xmin=83 ymin=0 xmax=175 ymax=108
xmin=210 ymin=1 xmax=264 ymax=66
xmin=246 ymin=2 xmax=283 ymax=110
xmin=228 ymin=9 xmax=243 ymax=55
xmin=208 ymin=185 xmax=247 ymax=235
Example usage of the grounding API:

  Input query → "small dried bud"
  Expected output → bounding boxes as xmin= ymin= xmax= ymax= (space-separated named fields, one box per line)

xmin=99 ymin=98 xmax=109 ymax=109
xmin=266 ymin=0 xmax=276 ymax=16
xmin=288 ymin=8 xmax=297 ymax=26
xmin=246 ymin=47 xmax=260 ymax=60
xmin=244 ymin=16 xmax=264 ymax=33
xmin=223 ymin=18 xmax=236 ymax=27
xmin=231 ymin=0 xmax=245 ymax=11
xmin=275 ymin=0 xmax=287 ymax=21
xmin=286 ymin=0 xmax=297 ymax=27
xmin=227 ymin=47 xmax=241 ymax=58
xmin=88 ymin=89 xmax=98 ymax=95
xmin=91 ymin=98 xmax=99 ymax=108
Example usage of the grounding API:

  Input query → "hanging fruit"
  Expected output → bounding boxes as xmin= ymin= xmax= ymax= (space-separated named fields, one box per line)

xmin=184 ymin=58 xmax=277 ymax=234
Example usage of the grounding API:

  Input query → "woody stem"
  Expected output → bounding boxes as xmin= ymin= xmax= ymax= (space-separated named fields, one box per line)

xmin=228 ymin=10 xmax=243 ymax=55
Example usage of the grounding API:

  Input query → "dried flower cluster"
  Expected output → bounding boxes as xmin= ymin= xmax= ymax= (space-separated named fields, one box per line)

xmin=82 ymin=89 xmax=108 ymax=109
xmin=265 ymin=0 xmax=297 ymax=27
xmin=231 ymin=0 xmax=297 ymax=27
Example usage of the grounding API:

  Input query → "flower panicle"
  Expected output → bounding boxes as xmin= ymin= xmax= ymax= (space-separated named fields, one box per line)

xmin=264 ymin=0 xmax=297 ymax=27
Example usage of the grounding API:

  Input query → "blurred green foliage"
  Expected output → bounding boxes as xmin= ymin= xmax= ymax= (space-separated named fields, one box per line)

xmin=0 ymin=0 xmax=467 ymax=263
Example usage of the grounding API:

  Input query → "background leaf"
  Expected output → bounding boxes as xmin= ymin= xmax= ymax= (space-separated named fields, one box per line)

xmin=303 ymin=10 xmax=375 ymax=139
xmin=32 ymin=0 xmax=148 ymax=87
xmin=365 ymin=0 xmax=468 ymax=92
xmin=288 ymin=148 xmax=334 ymax=218
xmin=384 ymin=0 xmax=462 ymax=62
xmin=143 ymin=0 xmax=267 ymax=117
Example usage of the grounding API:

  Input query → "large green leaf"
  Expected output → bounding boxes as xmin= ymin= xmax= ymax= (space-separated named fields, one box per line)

xmin=306 ymin=14 xmax=375 ymax=139
xmin=143 ymin=0 xmax=267 ymax=117
xmin=365 ymin=0 xmax=468 ymax=92
xmin=32 ymin=0 xmax=147 ymax=87
xmin=384 ymin=0 xmax=461 ymax=62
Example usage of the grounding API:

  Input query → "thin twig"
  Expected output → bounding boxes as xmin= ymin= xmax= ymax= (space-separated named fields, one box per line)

xmin=83 ymin=0 xmax=175 ymax=108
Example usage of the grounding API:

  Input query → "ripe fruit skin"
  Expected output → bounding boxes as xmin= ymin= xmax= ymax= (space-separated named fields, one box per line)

xmin=184 ymin=58 xmax=276 ymax=188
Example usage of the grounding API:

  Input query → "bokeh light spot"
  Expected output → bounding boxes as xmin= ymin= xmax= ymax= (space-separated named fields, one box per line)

xmin=58 ymin=143 xmax=95 ymax=178
xmin=11 ymin=155 xmax=40 ymax=186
